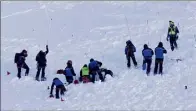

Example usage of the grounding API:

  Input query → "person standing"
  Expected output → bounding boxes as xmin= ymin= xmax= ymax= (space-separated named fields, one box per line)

xmin=154 ymin=42 xmax=167 ymax=75
xmin=142 ymin=44 xmax=154 ymax=75
xmin=167 ymin=21 xmax=179 ymax=51
xmin=35 ymin=45 xmax=49 ymax=81
xmin=14 ymin=49 xmax=30 ymax=79
xmin=124 ymin=40 xmax=138 ymax=68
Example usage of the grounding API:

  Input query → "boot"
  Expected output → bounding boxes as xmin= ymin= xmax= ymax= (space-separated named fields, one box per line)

xmin=41 ymin=77 xmax=47 ymax=81
xmin=35 ymin=77 xmax=40 ymax=81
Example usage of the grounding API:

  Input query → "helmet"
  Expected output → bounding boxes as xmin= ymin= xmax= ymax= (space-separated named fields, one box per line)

xmin=169 ymin=21 xmax=174 ymax=26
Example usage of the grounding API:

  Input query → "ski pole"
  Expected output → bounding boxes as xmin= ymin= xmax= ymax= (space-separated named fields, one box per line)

xmin=124 ymin=15 xmax=131 ymax=40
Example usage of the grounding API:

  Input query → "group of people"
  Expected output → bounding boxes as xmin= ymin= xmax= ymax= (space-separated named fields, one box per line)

xmin=51 ymin=59 xmax=113 ymax=100
xmin=13 ymin=20 xmax=179 ymax=99
xmin=124 ymin=21 xmax=179 ymax=75
xmin=14 ymin=45 xmax=49 ymax=81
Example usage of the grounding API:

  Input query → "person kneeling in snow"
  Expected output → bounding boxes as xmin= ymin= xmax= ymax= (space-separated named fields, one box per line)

xmin=88 ymin=58 xmax=104 ymax=83
xmin=80 ymin=64 xmax=90 ymax=83
xmin=64 ymin=60 xmax=76 ymax=84
xmin=50 ymin=77 xmax=67 ymax=100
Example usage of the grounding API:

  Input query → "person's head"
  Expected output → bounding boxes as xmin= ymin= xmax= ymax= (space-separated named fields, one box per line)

xmin=169 ymin=21 xmax=174 ymax=27
xmin=90 ymin=58 xmax=94 ymax=62
xmin=158 ymin=42 xmax=163 ymax=47
xmin=83 ymin=64 xmax=87 ymax=67
xmin=67 ymin=60 xmax=72 ymax=66
xmin=126 ymin=40 xmax=132 ymax=45
xmin=39 ymin=50 xmax=45 ymax=56
xmin=143 ymin=44 xmax=148 ymax=49
xmin=21 ymin=49 xmax=28 ymax=57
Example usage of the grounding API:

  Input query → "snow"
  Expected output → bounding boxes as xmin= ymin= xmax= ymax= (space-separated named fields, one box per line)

xmin=1 ymin=1 xmax=196 ymax=110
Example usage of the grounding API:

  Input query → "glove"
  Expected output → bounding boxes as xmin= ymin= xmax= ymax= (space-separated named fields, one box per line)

xmin=46 ymin=45 xmax=48 ymax=48
xmin=49 ymin=94 xmax=54 ymax=98
xmin=166 ymin=37 xmax=169 ymax=41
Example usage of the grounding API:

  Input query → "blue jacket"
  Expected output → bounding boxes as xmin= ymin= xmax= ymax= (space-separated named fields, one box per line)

xmin=89 ymin=61 xmax=99 ymax=71
xmin=125 ymin=45 xmax=136 ymax=56
xmin=155 ymin=47 xmax=167 ymax=59
xmin=142 ymin=48 xmax=154 ymax=59
xmin=53 ymin=78 xmax=63 ymax=86
xmin=64 ymin=67 xmax=76 ymax=76
xmin=50 ymin=78 xmax=64 ymax=94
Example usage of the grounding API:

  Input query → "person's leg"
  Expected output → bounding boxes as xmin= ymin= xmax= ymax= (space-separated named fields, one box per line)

xmin=55 ymin=87 xmax=60 ymax=99
xmin=142 ymin=59 xmax=147 ymax=70
xmin=36 ymin=67 xmax=41 ymax=80
xmin=91 ymin=71 xmax=96 ymax=83
xmin=97 ymin=70 xmax=104 ymax=82
xmin=126 ymin=56 xmax=131 ymax=68
xmin=22 ymin=63 xmax=29 ymax=76
xmin=170 ymin=37 xmax=175 ymax=51
xmin=131 ymin=55 xmax=138 ymax=66
xmin=41 ymin=67 xmax=46 ymax=81
xmin=174 ymin=38 xmax=178 ymax=49
xmin=159 ymin=59 xmax=163 ymax=74
xmin=146 ymin=59 xmax=152 ymax=75
xmin=154 ymin=59 xmax=158 ymax=75
xmin=17 ymin=67 xmax=22 ymax=79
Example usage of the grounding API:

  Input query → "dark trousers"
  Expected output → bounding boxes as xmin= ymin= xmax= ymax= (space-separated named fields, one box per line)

xmin=170 ymin=36 xmax=178 ymax=51
xmin=66 ymin=76 xmax=73 ymax=84
xmin=56 ymin=85 xmax=66 ymax=99
xmin=127 ymin=55 xmax=137 ymax=68
xmin=143 ymin=59 xmax=152 ymax=75
xmin=36 ymin=66 xmax=45 ymax=79
xmin=154 ymin=58 xmax=163 ymax=75
xmin=91 ymin=70 xmax=104 ymax=83
xmin=17 ymin=63 xmax=29 ymax=78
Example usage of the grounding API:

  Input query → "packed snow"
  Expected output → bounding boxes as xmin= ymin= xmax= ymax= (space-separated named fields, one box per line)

xmin=1 ymin=1 xmax=196 ymax=110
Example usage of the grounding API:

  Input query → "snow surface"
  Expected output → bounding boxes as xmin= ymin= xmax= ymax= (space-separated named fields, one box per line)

xmin=1 ymin=1 xmax=196 ymax=110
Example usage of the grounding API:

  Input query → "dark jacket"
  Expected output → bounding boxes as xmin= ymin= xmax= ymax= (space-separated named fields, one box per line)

xmin=155 ymin=42 xmax=167 ymax=59
xmin=125 ymin=44 xmax=136 ymax=57
xmin=64 ymin=63 xmax=76 ymax=76
xmin=100 ymin=68 xmax=113 ymax=77
xmin=142 ymin=44 xmax=154 ymax=60
xmin=36 ymin=46 xmax=49 ymax=67
xmin=50 ymin=78 xmax=64 ymax=95
xmin=88 ymin=60 xmax=102 ymax=71
xmin=14 ymin=50 xmax=28 ymax=67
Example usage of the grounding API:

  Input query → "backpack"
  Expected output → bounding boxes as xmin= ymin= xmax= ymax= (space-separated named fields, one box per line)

xmin=14 ymin=53 xmax=20 ymax=63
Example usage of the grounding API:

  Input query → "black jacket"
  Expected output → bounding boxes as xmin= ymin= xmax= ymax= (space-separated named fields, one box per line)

xmin=15 ymin=50 xmax=28 ymax=67
xmin=36 ymin=47 xmax=49 ymax=67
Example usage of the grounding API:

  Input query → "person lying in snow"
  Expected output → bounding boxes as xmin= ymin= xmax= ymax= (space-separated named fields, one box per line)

xmin=50 ymin=77 xmax=67 ymax=100
xmin=100 ymin=68 xmax=113 ymax=81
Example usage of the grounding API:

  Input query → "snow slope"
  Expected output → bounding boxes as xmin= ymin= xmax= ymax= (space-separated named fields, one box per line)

xmin=1 ymin=1 xmax=196 ymax=110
